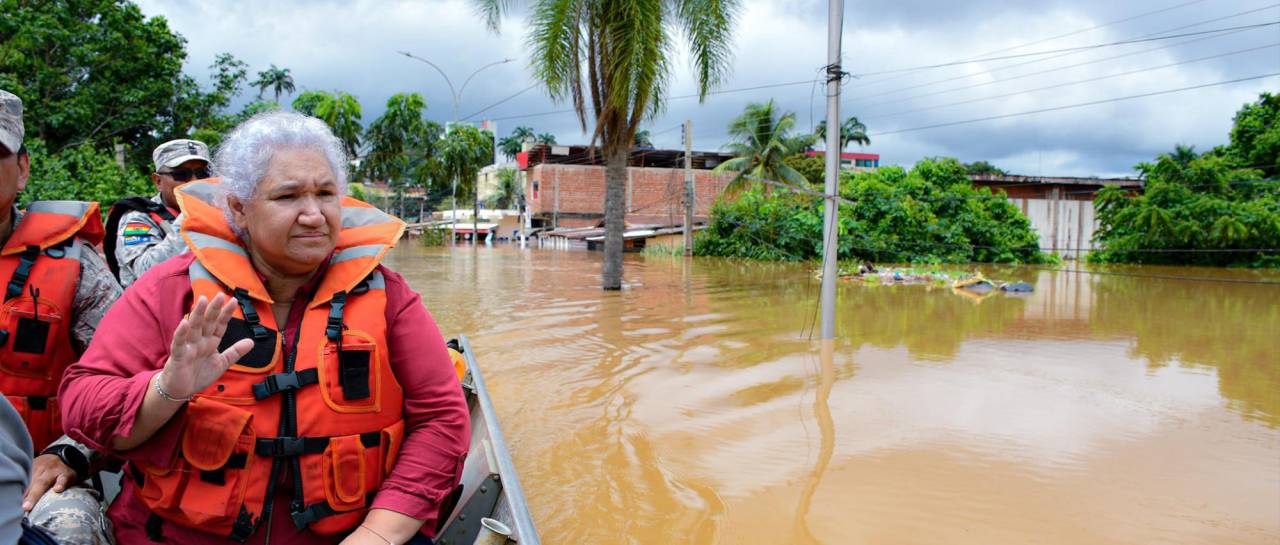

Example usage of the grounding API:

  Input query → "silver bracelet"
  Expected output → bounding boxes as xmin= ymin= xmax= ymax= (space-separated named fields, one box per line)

xmin=153 ymin=371 xmax=192 ymax=403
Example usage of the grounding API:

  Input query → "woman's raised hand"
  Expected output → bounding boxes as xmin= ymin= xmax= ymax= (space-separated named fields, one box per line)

xmin=157 ymin=293 xmax=255 ymax=400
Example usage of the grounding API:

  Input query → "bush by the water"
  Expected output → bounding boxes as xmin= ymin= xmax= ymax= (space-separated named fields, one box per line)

xmin=694 ymin=157 xmax=1048 ymax=263
xmin=1090 ymin=93 xmax=1280 ymax=268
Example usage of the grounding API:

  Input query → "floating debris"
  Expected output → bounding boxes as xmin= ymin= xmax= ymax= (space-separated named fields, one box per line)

xmin=837 ymin=266 xmax=1036 ymax=295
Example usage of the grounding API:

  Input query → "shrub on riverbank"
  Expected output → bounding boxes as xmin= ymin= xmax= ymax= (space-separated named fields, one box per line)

xmin=694 ymin=157 xmax=1048 ymax=263
xmin=1090 ymin=93 xmax=1280 ymax=268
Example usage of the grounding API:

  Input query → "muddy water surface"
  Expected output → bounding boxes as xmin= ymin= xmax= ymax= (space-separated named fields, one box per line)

xmin=388 ymin=245 xmax=1280 ymax=545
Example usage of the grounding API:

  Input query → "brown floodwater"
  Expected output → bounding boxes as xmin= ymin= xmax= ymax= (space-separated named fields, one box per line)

xmin=387 ymin=244 xmax=1280 ymax=545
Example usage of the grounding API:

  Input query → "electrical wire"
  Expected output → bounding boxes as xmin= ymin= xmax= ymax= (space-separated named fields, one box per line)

xmin=862 ymin=43 xmax=1280 ymax=121
xmin=845 ymin=4 xmax=1280 ymax=106
xmin=848 ymin=21 xmax=1280 ymax=79
xmin=869 ymin=72 xmax=1280 ymax=137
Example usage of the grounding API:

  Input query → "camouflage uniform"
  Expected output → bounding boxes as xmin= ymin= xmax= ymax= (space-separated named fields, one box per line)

xmin=113 ymin=195 xmax=185 ymax=288
xmin=1 ymin=90 xmax=118 ymax=545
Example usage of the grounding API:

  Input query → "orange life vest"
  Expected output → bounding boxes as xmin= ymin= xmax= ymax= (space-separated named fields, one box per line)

xmin=0 ymin=201 xmax=104 ymax=453
xmin=132 ymin=180 xmax=407 ymax=541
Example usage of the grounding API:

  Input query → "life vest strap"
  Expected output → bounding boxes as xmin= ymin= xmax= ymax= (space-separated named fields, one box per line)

xmin=232 ymin=288 xmax=270 ymax=340
xmin=290 ymin=492 xmax=376 ymax=530
xmin=229 ymin=505 xmax=256 ymax=543
xmin=254 ymin=431 xmax=380 ymax=458
xmin=5 ymin=246 xmax=39 ymax=301
xmin=251 ymin=368 xmax=320 ymax=400
xmin=325 ymin=291 xmax=346 ymax=342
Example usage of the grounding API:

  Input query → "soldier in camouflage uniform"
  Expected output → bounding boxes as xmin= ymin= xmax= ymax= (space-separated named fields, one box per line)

xmin=0 ymin=90 xmax=119 ymax=545
xmin=106 ymin=139 xmax=209 ymax=287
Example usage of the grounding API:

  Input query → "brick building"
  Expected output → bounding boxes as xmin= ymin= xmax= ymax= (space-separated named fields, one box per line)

xmin=517 ymin=144 xmax=738 ymax=229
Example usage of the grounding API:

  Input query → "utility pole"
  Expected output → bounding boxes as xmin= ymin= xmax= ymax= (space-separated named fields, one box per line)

xmin=820 ymin=0 xmax=843 ymax=341
xmin=683 ymin=120 xmax=694 ymax=257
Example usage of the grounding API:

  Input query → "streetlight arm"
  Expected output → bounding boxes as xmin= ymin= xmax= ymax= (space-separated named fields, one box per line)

xmin=399 ymin=50 xmax=459 ymax=110
xmin=458 ymin=58 xmax=517 ymax=99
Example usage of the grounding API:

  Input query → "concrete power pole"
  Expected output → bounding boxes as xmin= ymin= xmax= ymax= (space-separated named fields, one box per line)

xmin=683 ymin=120 xmax=694 ymax=257
xmin=820 ymin=0 xmax=844 ymax=341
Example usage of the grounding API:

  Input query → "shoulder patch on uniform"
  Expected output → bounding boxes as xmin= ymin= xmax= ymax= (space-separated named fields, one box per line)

xmin=123 ymin=234 xmax=154 ymax=246
xmin=123 ymin=221 xmax=156 ymax=236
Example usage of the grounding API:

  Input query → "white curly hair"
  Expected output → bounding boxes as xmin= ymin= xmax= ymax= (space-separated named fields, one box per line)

xmin=212 ymin=111 xmax=349 ymax=233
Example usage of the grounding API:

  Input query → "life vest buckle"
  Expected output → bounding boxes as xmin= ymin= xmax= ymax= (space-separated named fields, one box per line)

xmin=251 ymin=368 xmax=320 ymax=400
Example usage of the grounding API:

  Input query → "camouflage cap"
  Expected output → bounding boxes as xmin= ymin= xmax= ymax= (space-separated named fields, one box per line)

xmin=152 ymin=139 xmax=211 ymax=171
xmin=0 ymin=90 xmax=23 ymax=155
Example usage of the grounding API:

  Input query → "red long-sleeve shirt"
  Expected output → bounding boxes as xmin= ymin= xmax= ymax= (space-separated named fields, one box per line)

xmin=58 ymin=253 xmax=470 ymax=544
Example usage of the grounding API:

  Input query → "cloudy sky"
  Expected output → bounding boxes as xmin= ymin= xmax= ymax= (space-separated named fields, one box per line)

xmin=134 ymin=0 xmax=1279 ymax=177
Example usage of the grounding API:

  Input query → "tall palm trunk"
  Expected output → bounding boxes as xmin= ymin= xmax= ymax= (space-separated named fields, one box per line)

xmin=602 ymin=144 xmax=628 ymax=290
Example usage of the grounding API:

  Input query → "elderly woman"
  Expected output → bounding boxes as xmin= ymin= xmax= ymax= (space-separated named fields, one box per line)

xmin=58 ymin=112 xmax=470 ymax=545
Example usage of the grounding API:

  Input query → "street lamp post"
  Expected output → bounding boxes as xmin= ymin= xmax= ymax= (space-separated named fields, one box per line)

xmin=399 ymin=52 xmax=515 ymax=247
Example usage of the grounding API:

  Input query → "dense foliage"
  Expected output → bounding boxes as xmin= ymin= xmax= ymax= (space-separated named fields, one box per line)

xmin=19 ymin=139 xmax=153 ymax=209
xmin=1091 ymin=93 xmax=1280 ymax=267
xmin=696 ymin=157 xmax=1046 ymax=263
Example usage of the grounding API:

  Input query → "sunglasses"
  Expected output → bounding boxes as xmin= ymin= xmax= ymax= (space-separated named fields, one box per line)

xmin=161 ymin=167 xmax=211 ymax=182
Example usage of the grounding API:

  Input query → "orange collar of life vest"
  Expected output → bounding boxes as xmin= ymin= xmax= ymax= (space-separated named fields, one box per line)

xmin=174 ymin=179 xmax=405 ymax=309
xmin=1 ymin=201 xmax=104 ymax=256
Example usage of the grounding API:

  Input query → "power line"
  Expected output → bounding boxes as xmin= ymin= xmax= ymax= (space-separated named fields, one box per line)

xmin=848 ymin=0 xmax=1213 ymax=92
xmin=852 ymin=24 xmax=1269 ymax=111
xmin=848 ymin=21 xmax=1280 ymax=78
xmin=461 ymin=83 xmax=540 ymax=121
xmin=869 ymin=72 xmax=1280 ymax=137
xmin=967 ymin=0 xmax=1210 ymax=59
xmin=845 ymin=3 xmax=1280 ymax=106
xmin=863 ymin=42 xmax=1280 ymax=121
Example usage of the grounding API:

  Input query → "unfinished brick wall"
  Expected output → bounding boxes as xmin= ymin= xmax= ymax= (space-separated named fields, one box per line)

xmin=524 ymin=164 xmax=733 ymax=226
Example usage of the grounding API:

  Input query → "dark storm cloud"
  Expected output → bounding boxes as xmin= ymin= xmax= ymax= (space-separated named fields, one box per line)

xmin=136 ymin=0 xmax=1280 ymax=177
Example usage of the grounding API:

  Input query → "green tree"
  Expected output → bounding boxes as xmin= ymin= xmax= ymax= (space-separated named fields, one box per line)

xmin=497 ymin=125 xmax=536 ymax=160
xmin=783 ymin=153 xmax=825 ymax=186
xmin=1227 ymin=92 xmax=1280 ymax=177
xmin=1091 ymin=93 xmax=1280 ymax=267
xmin=964 ymin=160 xmax=1007 ymax=176
xmin=291 ymin=90 xmax=328 ymax=117
xmin=292 ymin=90 xmax=363 ymax=157
xmin=536 ymin=132 xmax=556 ymax=145
xmin=815 ymin=116 xmax=870 ymax=150
xmin=21 ymin=138 xmax=153 ymax=208
xmin=696 ymin=157 xmax=1046 ymax=264
xmin=252 ymin=64 xmax=296 ymax=103
xmin=0 ymin=0 xmax=188 ymax=153
xmin=486 ymin=166 xmax=524 ymax=209
xmin=361 ymin=93 xmax=445 ymax=216
xmin=474 ymin=0 xmax=741 ymax=290
xmin=715 ymin=100 xmax=810 ymax=194
xmin=633 ymin=130 xmax=653 ymax=148
xmin=440 ymin=124 xmax=495 ymax=235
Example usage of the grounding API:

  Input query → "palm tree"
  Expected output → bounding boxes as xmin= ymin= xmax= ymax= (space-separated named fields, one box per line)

xmin=714 ymin=100 xmax=810 ymax=194
xmin=292 ymin=90 xmax=363 ymax=158
xmin=473 ymin=0 xmax=741 ymax=290
xmin=536 ymin=132 xmax=556 ymax=145
xmin=440 ymin=125 xmax=496 ymax=238
xmin=252 ymin=64 xmax=296 ymax=103
xmin=361 ymin=93 xmax=436 ymax=216
xmin=486 ymin=167 xmax=524 ymax=209
xmin=814 ymin=116 xmax=870 ymax=150
xmin=633 ymin=130 xmax=653 ymax=148
xmin=498 ymin=125 xmax=537 ymax=160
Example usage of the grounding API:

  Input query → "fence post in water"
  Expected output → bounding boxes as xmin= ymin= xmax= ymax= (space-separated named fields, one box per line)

xmin=683 ymin=119 xmax=694 ymax=257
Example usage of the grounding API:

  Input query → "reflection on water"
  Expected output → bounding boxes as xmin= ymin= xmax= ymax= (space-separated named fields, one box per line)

xmin=389 ymin=245 xmax=1280 ymax=545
